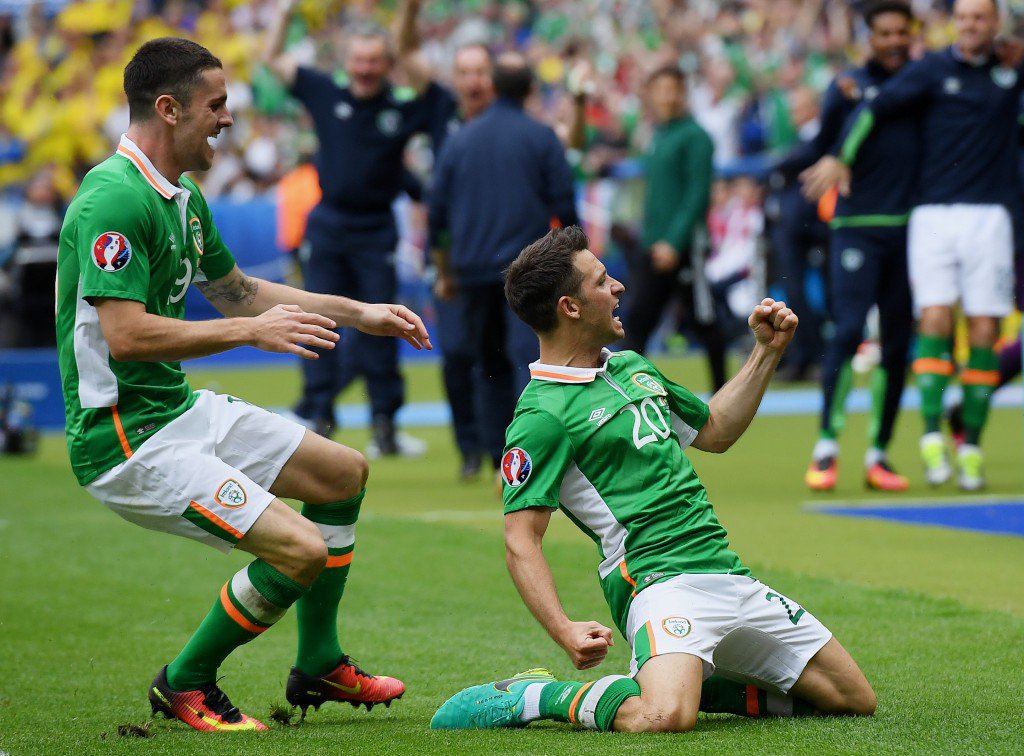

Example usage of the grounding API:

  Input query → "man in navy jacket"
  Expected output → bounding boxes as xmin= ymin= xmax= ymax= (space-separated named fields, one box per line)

xmin=430 ymin=53 xmax=579 ymax=471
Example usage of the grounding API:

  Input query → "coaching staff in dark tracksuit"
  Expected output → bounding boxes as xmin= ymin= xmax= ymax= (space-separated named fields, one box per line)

xmin=429 ymin=43 xmax=495 ymax=481
xmin=430 ymin=52 xmax=578 ymax=471
xmin=794 ymin=1 xmax=917 ymax=493
xmin=265 ymin=0 xmax=454 ymax=455
xmin=804 ymin=0 xmax=1022 ymax=492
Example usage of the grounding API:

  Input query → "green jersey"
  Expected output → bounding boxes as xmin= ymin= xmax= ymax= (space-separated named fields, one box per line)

xmin=502 ymin=349 xmax=748 ymax=635
xmin=56 ymin=136 xmax=236 ymax=485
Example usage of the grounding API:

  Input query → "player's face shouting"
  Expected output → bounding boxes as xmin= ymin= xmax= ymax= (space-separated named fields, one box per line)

xmin=177 ymin=67 xmax=233 ymax=172
xmin=869 ymin=11 xmax=912 ymax=73
xmin=574 ymin=250 xmax=625 ymax=342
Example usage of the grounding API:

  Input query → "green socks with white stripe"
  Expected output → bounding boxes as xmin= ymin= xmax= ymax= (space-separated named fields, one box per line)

xmin=522 ymin=676 xmax=641 ymax=731
xmin=294 ymin=490 xmax=363 ymax=677
xmin=165 ymin=559 xmax=307 ymax=691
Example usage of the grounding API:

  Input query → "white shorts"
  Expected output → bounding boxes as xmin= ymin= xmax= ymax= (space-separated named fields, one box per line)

xmin=907 ymin=204 xmax=1014 ymax=316
xmin=86 ymin=390 xmax=306 ymax=553
xmin=625 ymin=574 xmax=832 ymax=694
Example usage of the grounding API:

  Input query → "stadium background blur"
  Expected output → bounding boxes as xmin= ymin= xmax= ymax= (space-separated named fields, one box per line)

xmin=5 ymin=0 xmax=1024 ymax=355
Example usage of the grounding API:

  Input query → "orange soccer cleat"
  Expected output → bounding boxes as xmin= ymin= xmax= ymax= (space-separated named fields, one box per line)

xmin=804 ymin=456 xmax=838 ymax=492
xmin=148 ymin=666 xmax=267 ymax=732
xmin=865 ymin=461 xmax=909 ymax=492
xmin=286 ymin=655 xmax=405 ymax=715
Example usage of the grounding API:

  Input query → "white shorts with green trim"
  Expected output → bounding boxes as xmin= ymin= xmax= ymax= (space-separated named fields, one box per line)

xmin=625 ymin=574 xmax=832 ymax=694
xmin=908 ymin=203 xmax=1014 ymax=317
xmin=85 ymin=390 xmax=306 ymax=553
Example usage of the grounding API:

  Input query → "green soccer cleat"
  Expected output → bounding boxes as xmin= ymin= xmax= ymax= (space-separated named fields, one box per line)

xmin=920 ymin=432 xmax=951 ymax=486
xmin=430 ymin=668 xmax=556 ymax=730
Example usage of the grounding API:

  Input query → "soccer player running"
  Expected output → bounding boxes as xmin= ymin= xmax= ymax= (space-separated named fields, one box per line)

xmin=797 ymin=1 xmax=917 ymax=492
xmin=431 ymin=227 xmax=875 ymax=734
xmin=802 ymin=0 xmax=1021 ymax=490
xmin=56 ymin=39 xmax=429 ymax=731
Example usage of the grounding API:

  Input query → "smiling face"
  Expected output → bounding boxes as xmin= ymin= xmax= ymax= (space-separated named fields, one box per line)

xmin=869 ymin=10 xmax=912 ymax=73
xmin=347 ymin=35 xmax=392 ymax=99
xmin=954 ymin=0 xmax=1000 ymax=59
xmin=174 ymin=67 xmax=232 ymax=172
xmin=568 ymin=249 xmax=626 ymax=344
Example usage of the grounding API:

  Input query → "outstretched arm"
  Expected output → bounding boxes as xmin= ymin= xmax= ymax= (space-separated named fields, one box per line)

xmin=394 ymin=0 xmax=432 ymax=94
xmin=263 ymin=0 xmax=299 ymax=88
xmin=505 ymin=508 xmax=614 ymax=670
xmin=94 ymin=297 xmax=338 ymax=363
xmin=196 ymin=265 xmax=431 ymax=350
xmin=692 ymin=298 xmax=798 ymax=453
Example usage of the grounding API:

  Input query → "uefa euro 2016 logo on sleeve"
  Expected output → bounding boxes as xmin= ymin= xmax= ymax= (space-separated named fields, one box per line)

xmin=501 ymin=448 xmax=532 ymax=487
xmin=92 ymin=231 xmax=133 ymax=272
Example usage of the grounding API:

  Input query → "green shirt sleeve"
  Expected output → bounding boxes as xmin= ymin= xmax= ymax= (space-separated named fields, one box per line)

xmin=184 ymin=178 xmax=237 ymax=282
xmin=642 ymin=358 xmax=709 ymax=448
xmin=76 ymin=184 xmax=152 ymax=304
xmin=502 ymin=407 xmax=574 ymax=514
xmin=663 ymin=128 xmax=713 ymax=252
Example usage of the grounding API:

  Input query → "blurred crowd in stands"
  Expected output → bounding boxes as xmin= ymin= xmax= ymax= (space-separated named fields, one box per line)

xmin=2 ymin=0 xmax=1023 ymax=351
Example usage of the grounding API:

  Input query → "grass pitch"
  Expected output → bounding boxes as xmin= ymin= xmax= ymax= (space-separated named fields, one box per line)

xmin=1 ymin=357 xmax=1022 ymax=754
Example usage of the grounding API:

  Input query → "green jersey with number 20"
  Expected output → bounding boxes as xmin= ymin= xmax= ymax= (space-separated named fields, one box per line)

xmin=501 ymin=349 xmax=749 ymax=635
xmin=55 ymin=136 xmax=237 ymax=486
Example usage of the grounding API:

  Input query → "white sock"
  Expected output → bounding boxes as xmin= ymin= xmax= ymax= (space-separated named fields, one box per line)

xmin=519 ymin=682 xmax=548 ymax=723
xmin=864 ymin=447 xmax=886 ymax=468
xmin=812 ymin=437 xmax=839 ymax=462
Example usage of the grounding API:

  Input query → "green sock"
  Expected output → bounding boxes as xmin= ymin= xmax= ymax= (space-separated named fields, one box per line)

xmin=294 ymin=489 xmax=364 ymax=676
xmin=913 ymin=335 xmax=953 ymax=434
xmin=699 ymin=676 xmax=816 ymax=717
xmin=538 ymin=676 xmax=640 ymax=731
xmin=828 ymin=360 xmax=854 ymax=437
xmin=962 ymin=347 xmax=999 ymax=445
xmin=166 ymin=559 xmax=306 ymax=690
xmin=867 ymin=365 xmax=886 ymax=447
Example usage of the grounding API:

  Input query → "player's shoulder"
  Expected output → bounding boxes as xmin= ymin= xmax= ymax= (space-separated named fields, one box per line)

xmin=67 ymin=159 xmax=151 ymax=222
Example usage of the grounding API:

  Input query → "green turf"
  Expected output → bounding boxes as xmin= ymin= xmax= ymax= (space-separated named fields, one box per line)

xmin=1 ymin=358 xmax=1022 ymax=754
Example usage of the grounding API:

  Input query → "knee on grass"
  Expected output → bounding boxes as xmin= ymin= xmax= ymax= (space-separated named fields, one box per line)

xmin=814 ymin=684 xmax=877 ymax=717
xmin=616 ymin=699 xmax=698 ymax=733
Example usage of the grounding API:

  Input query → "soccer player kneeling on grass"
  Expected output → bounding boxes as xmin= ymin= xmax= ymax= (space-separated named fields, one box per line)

xmin=431 ymin=227 xmax=876 ymax=733
xmin=56 ymin=38 xmax=428 ymax=731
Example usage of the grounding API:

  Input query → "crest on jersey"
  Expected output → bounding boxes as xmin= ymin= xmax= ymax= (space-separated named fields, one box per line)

xmin=992 ymin=66 xmax=1018 ymax=89
xmin=632 ymin=372 xmax=667 ymax=396
xmin=215 ymin=479 xmax=247 ymax=508
xmin=91 ymin=231 xmax=133 ymax=272
xmin=377 ymin=108 xmax=402 ymax=136
xmin=840 ymin=247 xmax=864 ymax=272
xmin=943 ymin=76 xmax=961 ymax=94
xmin=501 ymin=447 xmax=533 ymax=487
xmin=189 ymin=216 xmax=204 ymax=255
xmin=662 ymin=616 xmax=692 ymax=638
xmin=335 ymin=101 xmax=353 ymax=120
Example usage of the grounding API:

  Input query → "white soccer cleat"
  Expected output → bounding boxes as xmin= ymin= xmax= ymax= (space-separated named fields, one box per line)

xmin=919 ymin=432 xmax=951 ymax=486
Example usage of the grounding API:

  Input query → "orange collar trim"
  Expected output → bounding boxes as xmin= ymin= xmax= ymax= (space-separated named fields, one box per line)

xmin=116 ymin=135 xmax=181 ymax=200
xmin=529 ymin=348 xmax=616 ymax=384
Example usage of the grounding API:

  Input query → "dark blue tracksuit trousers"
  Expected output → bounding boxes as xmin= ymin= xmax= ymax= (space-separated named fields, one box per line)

xmin=295 ymin=217 xmax=404 ymax=424
xmin=820 ymin=225 xmax=912 ymax=449
xmin=434 ymin=293 xmax=480 ymax=458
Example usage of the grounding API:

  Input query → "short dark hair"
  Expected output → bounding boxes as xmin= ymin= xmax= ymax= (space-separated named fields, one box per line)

xmin=864 ymin=0 xmax=913 ymax=28
xmin=504 ymin=226 xmax=590 ymax=334
xmin=647 ymin=64 xmax=685 ymax=87
xmin=493 ymin=57 xmax=533 ymax=102
xmin=124 ymin=37 xmax=223 ymax=122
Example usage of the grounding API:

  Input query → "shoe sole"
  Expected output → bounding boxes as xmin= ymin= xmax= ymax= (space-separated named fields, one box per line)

xmin=289 ymin=691 xmax=404 ymax=718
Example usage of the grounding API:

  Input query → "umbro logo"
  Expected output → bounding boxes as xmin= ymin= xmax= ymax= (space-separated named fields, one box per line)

xmin=589 ymin=408 xmax=606 ymax=422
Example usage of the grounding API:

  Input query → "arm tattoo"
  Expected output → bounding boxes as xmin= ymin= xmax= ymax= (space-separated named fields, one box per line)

xmin=196 ymin=270 xmax=259 ymax=306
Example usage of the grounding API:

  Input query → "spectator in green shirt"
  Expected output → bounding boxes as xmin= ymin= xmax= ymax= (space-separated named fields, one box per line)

xmin=622 ymin=64 xmax=728 ymax=390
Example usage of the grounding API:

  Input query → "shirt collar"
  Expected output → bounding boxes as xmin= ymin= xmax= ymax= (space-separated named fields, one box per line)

xmin=529 ymin=348 xmax=616 ymax=384
xmin=949 ymin=44 xmax=994 ymax=67
xmin=116 ymin=134 xmax=182 ymax=200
